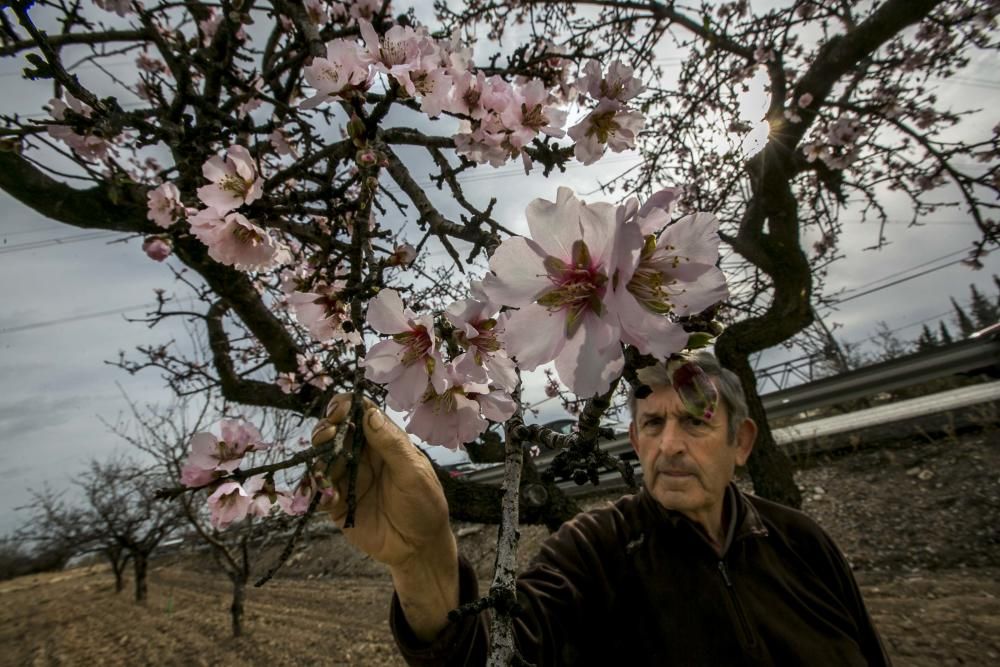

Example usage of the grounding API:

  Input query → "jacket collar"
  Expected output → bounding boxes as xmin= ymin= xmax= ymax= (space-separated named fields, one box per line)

xmin=636 ymin=482 xmax=769 ymax=555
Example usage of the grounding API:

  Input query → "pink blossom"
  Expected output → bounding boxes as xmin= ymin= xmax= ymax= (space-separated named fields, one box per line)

xmin=567 ymin=99 xmax=645 ymax=165
xmin=142 ymin=236 xmax=172 ymax=262
xmin=237 ymin=77 xmax=264 ymax=118
xmin=348 ymin=0 xmax=380 ymax=21
xmin=287 ymin=283 xmax=357 ymax=343
xmin=481 ymin=187 xmax=627 ymax=397
xmin=445 ymin=295 xmax=518 ymax=392
xmin=180 ymin=464 xmax=218 ymax=488
xmin=301 ymin=39 xmax=372 ymax=108
xmin=410 ymin=66 xmax=454 ymax=118
xmin=207 ymin=481 xmax=252 ymax=529
xmin=577 ymin=60 xmax=643 ymax=103
xmin=196 ymin=145 xmax=263 ymax=213
xmin=798 ymin=92 xmax=814 ymax=108
xmin=388 ymin=242 xmax=417 ymax=267
xmin=242 ymin=476 xmax=274 ymax=518
xmin=220 ymin=419 xmax=266 ymax=451
xmin=608 ymin=202 xmax=728 ymax=359
xmin=826 ymin=116 xmax=861 ymax=147
xmin=192 ymin=211 xmax=281 ymax=270
xmin=199 ymin=10 xmax=222 ymax=47
xmin=405 ymin=366 xmax=517 ymax=450
xmin=362 ymin=289 xmax=447 ymax=410
xmin=446 ymin=69 xmax=489 ymax=119
xmin=184 ymin=420 xmax=264 ymax=478
xmin=283 ymin=472 xmax=335 ymax=516
xmin=501 ymin=79 xmax=567 ymax=146
xmin=136 ymin=52 xmax=168 ymax=75
xmin=147 ymin=182 xmax=183 ymax=228
xmin=358 ymin=20 xmax=429 ymax=95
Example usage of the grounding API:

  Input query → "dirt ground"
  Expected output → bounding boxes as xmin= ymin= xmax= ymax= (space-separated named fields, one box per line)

xmin=2 ymin=427 xmax=998 ymax=666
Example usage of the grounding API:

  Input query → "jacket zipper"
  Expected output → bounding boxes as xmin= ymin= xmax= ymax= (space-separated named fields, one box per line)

xmin=718 ymin=560 xmax=758 ymax=649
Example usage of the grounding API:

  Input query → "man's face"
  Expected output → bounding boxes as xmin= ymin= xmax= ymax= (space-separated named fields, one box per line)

xmin=629 ymin=384 xmax=755 ymax=529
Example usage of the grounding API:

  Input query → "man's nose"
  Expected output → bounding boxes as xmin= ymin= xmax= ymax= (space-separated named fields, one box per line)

xmin=656 ymin=421 xmax=687 ymax=457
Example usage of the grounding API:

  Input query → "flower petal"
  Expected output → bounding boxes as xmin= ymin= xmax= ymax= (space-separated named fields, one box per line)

xmin=499 ymin=303 xmax=566 ymax=371
xmin=525 ymin=187 xmax=582 ymax=259
xmin=554 ymin=314 xmax=623 ymax=397
xmin=366 ymin=289 xmax=412 ymax=334
xmin=613 ymin=290 xmax=689 ymax=359
xmin=483 ymin=237 xmax=550 ymax=307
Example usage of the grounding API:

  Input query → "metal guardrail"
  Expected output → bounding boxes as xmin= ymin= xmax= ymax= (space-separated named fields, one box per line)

xmin=761 ymin=334 xmax=1000 ymax=419
xmin=463 ymin=334 xmax=1000 ymax=489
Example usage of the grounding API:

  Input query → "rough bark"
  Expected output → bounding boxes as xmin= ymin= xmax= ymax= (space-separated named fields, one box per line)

xmin=486 ymin=418 xmax=525 ymax=665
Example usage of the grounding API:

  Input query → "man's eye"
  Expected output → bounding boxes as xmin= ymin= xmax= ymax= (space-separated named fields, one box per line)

xmin=684 ymin=417 xmax=706 ymax=427
xmin=643 ymin=418 xmax=663 ymax=428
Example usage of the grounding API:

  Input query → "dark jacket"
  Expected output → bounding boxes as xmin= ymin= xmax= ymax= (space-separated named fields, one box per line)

xmin=391 ymin=485 xmax=891 ymax=666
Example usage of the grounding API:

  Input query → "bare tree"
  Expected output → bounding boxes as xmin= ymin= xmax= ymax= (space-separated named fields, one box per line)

xmin=78 ymin=457 xmax=183 ymax=602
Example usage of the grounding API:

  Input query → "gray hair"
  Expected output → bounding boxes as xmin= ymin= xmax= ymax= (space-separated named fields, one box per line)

xmin=628 ymin=350 xmax=749 ymax=443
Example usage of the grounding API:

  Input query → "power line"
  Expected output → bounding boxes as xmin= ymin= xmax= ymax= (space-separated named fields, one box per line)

xmin=827 ymin=258 xmax=964 ymax=306
xmin=1 ymin=223 xmax=68 ymax=238
xmin=0 ymin=230 xmax=125 ymax=255
xmin=0 ymin=301 xmax=160 ymax=335
xmin=833 ymin=248 xmax=969 ymax=297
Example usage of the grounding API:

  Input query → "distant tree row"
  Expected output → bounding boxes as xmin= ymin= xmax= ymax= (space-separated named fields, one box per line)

xmin=917 ymin=276 xmax=1000 ymax=349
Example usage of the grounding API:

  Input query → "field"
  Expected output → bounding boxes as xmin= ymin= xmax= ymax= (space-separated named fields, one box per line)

xmin=2 ymin=428 xmax=998 ymax=666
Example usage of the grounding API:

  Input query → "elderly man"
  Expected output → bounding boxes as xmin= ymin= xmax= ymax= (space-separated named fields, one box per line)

xmin=315 ymin=351 xmax=890 ymax=665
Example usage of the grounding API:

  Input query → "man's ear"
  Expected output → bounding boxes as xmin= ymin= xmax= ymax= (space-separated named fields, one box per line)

xmin=628 ymin=422 xmax=639 ymax=456
xmin=734 ymin=418 xmax=757 ymax=466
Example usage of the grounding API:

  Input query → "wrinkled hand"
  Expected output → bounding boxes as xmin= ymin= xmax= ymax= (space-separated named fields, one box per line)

xmin=311 ymin=394 xmax=452 ymax=569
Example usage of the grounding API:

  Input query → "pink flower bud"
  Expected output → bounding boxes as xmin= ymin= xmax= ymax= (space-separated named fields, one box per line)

xmin=142 ymin=236 xmax=172 ymax=262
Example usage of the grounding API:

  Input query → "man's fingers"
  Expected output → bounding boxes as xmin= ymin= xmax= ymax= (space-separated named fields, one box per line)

xmin=323 ymin=393 xmax=377 ymax=426
xmin=361 ymin=406 xmax=427 ymax=473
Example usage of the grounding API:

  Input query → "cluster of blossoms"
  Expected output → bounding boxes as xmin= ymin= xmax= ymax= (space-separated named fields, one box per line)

xmin=361 ymin=186 xmax=727 ymax=449
xmin=180 ymin=419 xmax=329 ymax=528
xmin=567 ymin=61 xmax=646 ymax=165
xmin=142 ymin=144 xmax=289 ymax=269
xmin=278 ymin=263 xmax=364 ymax=356
xmin=301 ymin=20 xmax=646 ymax=171
xmin=180 ymin=420 xmax=274 ymax=529
xmin=801 ymin=114 xmax=864 ymax=170
xmin=362 ymin=287 xmax=518 ymax=449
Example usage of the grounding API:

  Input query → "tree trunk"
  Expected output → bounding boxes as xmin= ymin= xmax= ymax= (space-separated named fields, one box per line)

xmin=133 ymin=553 xmax=148 ymax=603
xmin=104 ymin=546 xmax=130 ymax=593
xmin=111 ymin=557 xmax=126 ymax=593
xmin=230 ymin=575 xmax=246 ymax=638
xmin=717 ymin=349 xmax=802 ymax=508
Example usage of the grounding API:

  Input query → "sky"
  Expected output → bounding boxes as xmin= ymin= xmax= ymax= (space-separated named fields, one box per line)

xmin=1 ymin=3 xmax=999 ymax=537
